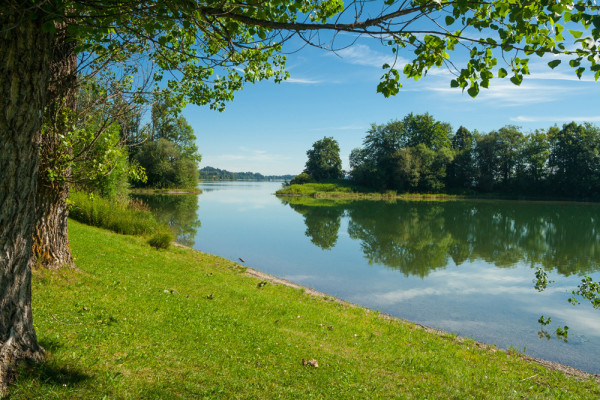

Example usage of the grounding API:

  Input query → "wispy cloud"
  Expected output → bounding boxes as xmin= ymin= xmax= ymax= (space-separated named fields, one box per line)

xmin=284 ymin=77 xmax=323 ymax=84
xmin=428 ymin=80 xmax=580 ymax=107
xmin=331 ymin=44 xmax=407 ymax=68
xmin=365 ymin=267 xmax=573 ymax=305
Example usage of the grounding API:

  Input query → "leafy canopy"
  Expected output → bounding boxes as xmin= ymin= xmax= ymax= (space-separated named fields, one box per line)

xmin=32 ymin=0 xmax=600 ymax=111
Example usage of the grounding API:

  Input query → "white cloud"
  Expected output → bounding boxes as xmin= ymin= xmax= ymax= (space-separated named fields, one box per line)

xmin=428 ymin=80 xmax=579 ymax=107
xmin=284 ymin=77 xmax=323 ymax=84
xmin=366 ymin=266 xmax=574 ymax=305
xmin=331 ymin=44 xmax=407 ymax=68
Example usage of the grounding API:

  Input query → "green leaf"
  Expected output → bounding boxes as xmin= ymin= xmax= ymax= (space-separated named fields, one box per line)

xmin=467 ymin=84 xmax=479 ymax=98
xmin=548 ymin=60 xmax=561 ymax=69
xmin=445 ymin=16 xmax=455 ymax=25
xmin=450 ymin=79 xmax=459 ymax=88
xmin=569 ymin=30 xmax=583 ymax=38
xmin=498 ymin=68 xmax=508 ymax=78
xmin=510 ymin=75 xmax=523 ymax=86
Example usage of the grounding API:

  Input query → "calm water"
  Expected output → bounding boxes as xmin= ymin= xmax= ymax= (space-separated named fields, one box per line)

xmin=134 ymin=182 xmax=600 ymax=374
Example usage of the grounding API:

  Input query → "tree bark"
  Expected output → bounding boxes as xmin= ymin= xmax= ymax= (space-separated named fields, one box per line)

xmin=32 ymin=20 xmax=77 ymax=270
xmin=0 ymin=7 xmax=53 ymax=396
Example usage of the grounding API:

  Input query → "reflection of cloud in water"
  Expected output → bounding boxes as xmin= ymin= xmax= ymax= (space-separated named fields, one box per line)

xmin=369 ymin=267 xmax=575 ymax=304
xmin=529 ymin=306 xmax=600 ymax=337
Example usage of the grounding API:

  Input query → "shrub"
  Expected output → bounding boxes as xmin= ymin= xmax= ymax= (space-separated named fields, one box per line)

xmin=148 ymin=227 xmax=175 ymax=249
xmin=290 ymin=172 xmax=314 ymax=185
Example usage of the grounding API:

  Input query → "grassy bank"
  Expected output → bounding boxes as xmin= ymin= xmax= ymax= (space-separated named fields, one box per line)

xmin=276 ymin=182 xmax=464 ymax=200
xmin=10 ymin=221 xmax=599 ymax=399
xmin=276 ymin=182 xmax=598 ymax=203
xmin=130 ymin=188 xmax=203 ymax=194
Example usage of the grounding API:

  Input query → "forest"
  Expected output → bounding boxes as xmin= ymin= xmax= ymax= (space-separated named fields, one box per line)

xmin=300 ymin=113 xmax=600 ymax=200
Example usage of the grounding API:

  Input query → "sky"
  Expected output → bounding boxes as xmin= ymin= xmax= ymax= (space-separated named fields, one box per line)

xmin=182 ymin=35 xmax=600 ymax=176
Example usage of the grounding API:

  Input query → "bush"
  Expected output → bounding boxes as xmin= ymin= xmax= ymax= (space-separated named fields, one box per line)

xmin=69 ymin=190 xmax=159 ymax=235
xmin=148 ymin=227 xmax=175 ymax=249
xmin=290 ymin=172 xmax=314 ymax=185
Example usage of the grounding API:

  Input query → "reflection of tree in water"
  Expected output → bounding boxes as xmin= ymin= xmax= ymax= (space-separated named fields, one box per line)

xmin=286 ymin=201 xmax=344 ymax=250
xmin=283 ymin=197 xmax=600 ymax=278
xmin=347 ymin=203 xmax=453 ymax=278
xmin=132 ymin=194 xmax=201 ymax=246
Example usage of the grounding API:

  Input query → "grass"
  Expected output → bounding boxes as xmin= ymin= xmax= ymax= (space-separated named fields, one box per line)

xmin=9 ymin=220 xmax=600 ymax=399
xmin=130 ymin=188 xmax=203 ymax=194
xmin=276 ymin=181 xmax=463 ymax=200
xmin=69 ymin=190 xmax=160 ymax=235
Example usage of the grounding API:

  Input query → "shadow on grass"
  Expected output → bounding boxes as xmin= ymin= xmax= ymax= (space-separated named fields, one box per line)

xmin=12 ymin=339 xmax=91 ymax=391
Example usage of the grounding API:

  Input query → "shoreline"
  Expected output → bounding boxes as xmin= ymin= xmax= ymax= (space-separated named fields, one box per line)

xmin=174 ymin=244 xmax=600 ymax=383
xmin=130 ymin=188 xmax=203 ymax=194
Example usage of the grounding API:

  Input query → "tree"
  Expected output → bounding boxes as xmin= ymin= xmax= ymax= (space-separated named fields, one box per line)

xmin=447 ymin=126 xmax=477 ymax=191
xmin=133 ymin=94 xmax=201 ymax=189
xmin=518 ymin=131 xmax=550 ymax=193
xmin=3 ymin=0 xmax=600 ymax=393
xmin=401 ymin=113 xmax=452 ymax=151
xmin=350 ymin=114 xmax=453 ymax=191
xmin=549 ymin=122 xmax=600 ymax=198
xmin=304 ymin=137 xmax=343 ymax=181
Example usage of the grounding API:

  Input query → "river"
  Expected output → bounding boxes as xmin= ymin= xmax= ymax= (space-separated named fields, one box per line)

xmin=133 ymin=181 xmax=600 ymax=374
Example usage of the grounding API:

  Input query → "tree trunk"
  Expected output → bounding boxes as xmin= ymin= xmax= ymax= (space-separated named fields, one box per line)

xmin=0 ymin=8 xmax=53 ymax=396
xmin=32 ymin=18 xmax=77 ymax=269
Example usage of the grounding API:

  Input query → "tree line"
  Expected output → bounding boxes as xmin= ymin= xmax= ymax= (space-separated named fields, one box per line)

xmin=199 ymin=166 xmax=294 ymax=181
xmin=302 ymin=114 xmax=600 ymax=200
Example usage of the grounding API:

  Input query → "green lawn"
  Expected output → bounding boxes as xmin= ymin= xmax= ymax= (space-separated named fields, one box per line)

xmin=10 ymin=220 xmax=600 ymax=399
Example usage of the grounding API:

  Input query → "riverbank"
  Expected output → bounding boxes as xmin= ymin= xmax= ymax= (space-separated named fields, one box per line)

xmin=12 ymin=220 xmax=600 ymax=399
xmin=275 ymin=182 xmax=599 ymax=203
xmin=130 ymin=188 xmax=203 ymax=194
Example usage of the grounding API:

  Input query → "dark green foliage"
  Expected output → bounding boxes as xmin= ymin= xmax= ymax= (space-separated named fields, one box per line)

xmin=549 ymin=123 xmax=600 ymax=198
xmin=350 ymin=114 xmax=454 ymax=193
xmin=303 ymin=137 xmax=343 ymax=181
xmin=347 ymin=115 xmax=600 ymax=200
xmin=132 ymin=93 xmax=201 ymax=189
xmin=148 ymin=227 xmax=175 ymax=249
xmin=69 ymin=190 xmax=159 ymax=235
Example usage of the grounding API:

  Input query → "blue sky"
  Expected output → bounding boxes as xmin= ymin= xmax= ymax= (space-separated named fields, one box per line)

xmin=182 ymin=37 xmax=600 ymax=175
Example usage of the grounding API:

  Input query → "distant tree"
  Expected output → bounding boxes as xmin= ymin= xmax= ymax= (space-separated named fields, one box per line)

xmin=549 ymin=123 xmax=600 ymax=198
xmin=148 ymin=93 xmax=201 ymax=162
xmin=350 ymin=114 xmax=453 ymax=191
xmin=495 ymin=126 xmax=526 ymax=191
xmin=401 ymin=113 xmax=452 ymax=151
xmin=135 ymin=139 xmax=199 ymax=189
xmin=474 ymin=132 xmax=501 ymax=192
xmin=447 ymin=126 xmax=477 ymax=191
xmin=393 ymin=144 xmax=454 ymax=193
xmin=518 ymin=131 xmax=550 ymax=193
xmin=304 ymin=137 xmax=343 ymax=181
xmin=134 ymin=94 xmax=201 ymax=189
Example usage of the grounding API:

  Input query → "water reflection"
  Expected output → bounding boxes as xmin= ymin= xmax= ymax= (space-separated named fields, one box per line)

xmin=282 ymin=198 xmax=600 ymax=278
xmin=132 ymin=194 xmax=201 ymax=246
